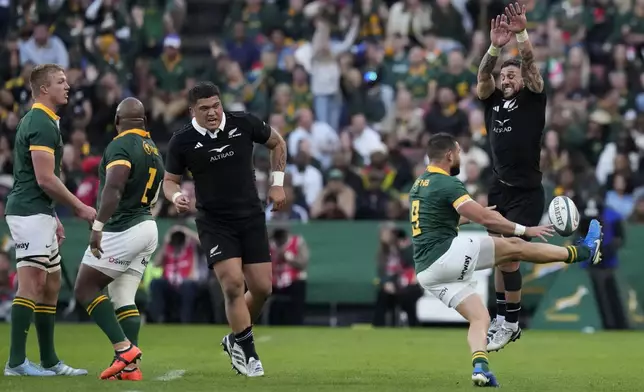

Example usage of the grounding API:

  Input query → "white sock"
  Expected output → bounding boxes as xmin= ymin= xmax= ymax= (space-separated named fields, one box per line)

xmin=503 ymin=321 xmax=518 ymax=331
xmin=495 ymin=315 xmax=505 ymax=324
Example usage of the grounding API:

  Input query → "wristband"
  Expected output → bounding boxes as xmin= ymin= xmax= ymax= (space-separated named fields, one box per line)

xmin=271 ymin=171 xmax=285 ymax=187
xmin=516 ymin=29 xmax=529 ymax=43
xmin=487 ymin=45 xmax=500 ymax=57
xmin=92 ymin=220 xmax=104 ymax=232
xmin=514 ymin=224 xmax=526 ymax=236
xmin=172 ymin=191 xmax=183 ymax=203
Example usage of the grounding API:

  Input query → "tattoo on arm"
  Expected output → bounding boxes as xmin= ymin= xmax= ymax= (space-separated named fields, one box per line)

xmin=476 ymin=53 xmax=499 ymax=99
xmin=519 ymin=40 xmax=544 ymax=93
xmin=265 ymin=128 xmax=287 ymax=172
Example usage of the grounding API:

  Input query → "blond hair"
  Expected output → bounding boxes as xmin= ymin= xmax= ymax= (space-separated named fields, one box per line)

xmin=30 ymin=64 xmax=65 ymax=97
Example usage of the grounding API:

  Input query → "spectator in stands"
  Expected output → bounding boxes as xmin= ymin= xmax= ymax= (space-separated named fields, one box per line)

xmin=348 ymin=113 xmax=381 ymax=164
xmin=287 ymin=146 xmax=323 ymax=208
xmin=423 ymin=86 xmax=468 ymax=136
xmin=629 ymin=196 xmax=644 ymax=224
xmin=19 ymin=23 xmax=69 ymax=68
xmin=310 ymin=168 xmax=356 ymax=220
xmin=268 ymin=226 xmax=308 ymax=325
xmin=74 ymin=156 xmax=101 ymax=208
xmin=150 ymin=34 xmax=192 ymax=126
xmin=373 ymin=226 xmax=422 ymax=327
xmin=149 ymin=225 xmax=205 ymax=324
xmin=289 ymin=108 xmax=339 ymax=170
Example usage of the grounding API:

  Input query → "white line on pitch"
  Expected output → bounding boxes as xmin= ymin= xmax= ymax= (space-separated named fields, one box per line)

xmin=256 ymin=335 xmax=272 ymax=343
xmin=155 ymin=369 xmax=186 ymax=381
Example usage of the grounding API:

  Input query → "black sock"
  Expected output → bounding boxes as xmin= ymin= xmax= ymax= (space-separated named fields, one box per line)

xmin=505 ymin=302 xmax=521 ymax=324
xmin=235 ymin=326 xmax=258 ymax=360
xmin=495 ymin=292 xmax=506 ymax=317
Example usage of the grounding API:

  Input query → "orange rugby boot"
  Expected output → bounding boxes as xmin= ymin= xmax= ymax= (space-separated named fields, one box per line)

xmin=99 ymin=345 xmax=142 ymax=379
xmin=107 ymin=368 xmax=143 ymax=381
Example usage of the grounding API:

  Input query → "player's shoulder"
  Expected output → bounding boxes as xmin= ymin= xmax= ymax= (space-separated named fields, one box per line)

xmin=479 ymin=88 xmax=503 ymax=105
xmin=519 ymin=87 xmax=547 ymax=104
xmin=225 ymin=111 xmax=263 ymax=128
xmin=168 ymin=121 xmax=199 ymax=148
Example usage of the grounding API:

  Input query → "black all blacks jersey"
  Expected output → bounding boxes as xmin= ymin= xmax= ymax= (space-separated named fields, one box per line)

xmin=165 ymin=111 xmax=271 ymax=219
xmin=481 ymin=88 xmax=547 ymax=189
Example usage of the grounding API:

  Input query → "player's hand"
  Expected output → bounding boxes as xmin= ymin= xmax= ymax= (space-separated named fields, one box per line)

xmin=525 ymin=224 xmax=555 ymax=242
xmin=55 ymin=219 xmax=66 ymax=246
xmin=74 ymin=204 xmax=97 ymax=223
xmin=504 ymin=2 xmax=527 ymax=33
xmin=268 ymin=186 xmax=286 ymax=211
xmin=490 ymin=14 xmax=512 ymax=48
xmin=173 ymin=193 xmax=191 ymax=213
xmin=89 ymin=230 xmax=103 ymax=259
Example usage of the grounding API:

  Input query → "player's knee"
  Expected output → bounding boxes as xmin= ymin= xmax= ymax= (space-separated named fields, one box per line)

xmin=249 ymin=281 xmax=272 ymax=300
xmin=221 ymin=278 xmax=245 ymax=301
xmin=15 ymin=261 xmax=48 ymax=299
xmin=500 ymin=237 xmax=524 ymax=263
xmin=42 ymin=271 xmax=61 ymax=302
xmin=498 ymin=260 xmax=520 ymax=273
xmin=74 ymin=277 xmax=98 ymax=303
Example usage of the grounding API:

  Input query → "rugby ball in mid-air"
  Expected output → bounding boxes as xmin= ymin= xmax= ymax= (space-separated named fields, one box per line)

xmin=548 ymin=196 xmax=580 ymax=237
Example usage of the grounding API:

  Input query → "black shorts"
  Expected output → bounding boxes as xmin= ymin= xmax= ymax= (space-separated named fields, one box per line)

xmin=487 ymin=179 xmax=545 ymax=240
xmin=196 ymin=213 xmax=271 ymax=268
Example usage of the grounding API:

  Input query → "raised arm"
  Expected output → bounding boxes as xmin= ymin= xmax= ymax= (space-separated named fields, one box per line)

xmin=505 ymin=2 xmax=544 ymax=93
xmin=477 ymin=15 xmax=511 ymax=100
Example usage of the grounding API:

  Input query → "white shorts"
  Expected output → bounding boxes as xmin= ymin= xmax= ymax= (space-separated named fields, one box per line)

xmin=81 ymin=220 xmax=158 ymax=278
xmin=417 ymin=235 xmax=495 ymax=308
xmin=6 ymin=214 xmax=61 ymax=272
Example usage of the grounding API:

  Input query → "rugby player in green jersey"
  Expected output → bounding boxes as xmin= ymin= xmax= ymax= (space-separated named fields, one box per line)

xmin=73 ymin=98 xmax=164 ymax=381
xmin=409 ymin=133 xmax=602 ymax=387
xmin=4 ymin=64 xmax=96 ymax=377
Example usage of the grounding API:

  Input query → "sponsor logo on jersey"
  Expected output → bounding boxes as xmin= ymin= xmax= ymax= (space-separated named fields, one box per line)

xmin=503 ymin=98 xmax=518 ymax=112
xmin=438 ymin=287 xmax=448 ymax=301
xmin=209 ymin=145 xmax=234 ymax=162
xmin=194 ymin=142 xmax=203 ymax=149
xmin=492 ymin=118 xmax=512 ymax=133
xmin=15 ymin=242 xmax=29 ymax=251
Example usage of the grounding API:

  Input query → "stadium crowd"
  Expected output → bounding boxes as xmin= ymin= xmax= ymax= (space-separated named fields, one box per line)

xmin=1 ymin=0 xmax=644 ymax=325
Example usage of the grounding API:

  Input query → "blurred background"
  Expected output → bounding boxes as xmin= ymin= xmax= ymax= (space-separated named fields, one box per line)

xmin=0 ymin=0 xmax=643 ymax=331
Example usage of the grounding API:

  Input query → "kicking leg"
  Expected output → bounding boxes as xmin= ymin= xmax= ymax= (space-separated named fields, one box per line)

xmin=487 ymin=219 xmax=602 ymax=352
xmin=454 ymin=294 xmax=500 ymax=388
xmin=74 ymin=264 xmax=141 ymax=379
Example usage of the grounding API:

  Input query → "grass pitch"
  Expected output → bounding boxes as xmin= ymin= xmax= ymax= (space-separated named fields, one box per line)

xmin=0 ymin=324 xmax=638 ymax=391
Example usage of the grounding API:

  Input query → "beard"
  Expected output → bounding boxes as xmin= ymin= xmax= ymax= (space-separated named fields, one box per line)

xmin=450 ymin=165 xmax=460 ymax=176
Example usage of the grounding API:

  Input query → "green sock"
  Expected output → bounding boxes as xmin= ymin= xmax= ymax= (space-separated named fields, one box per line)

xmin=34 ymin=304 xmax=60 ymax=368
xmin=9 ymin=297 xmax=35 ymax=367
xmin=85 ymin=295 xmax=127 ymax=344
xmin=564 ymin=245 xmax=590 ymax=264
xmin=116 ymin=305 xmax=141 ymax=346
xmin=472 ymin=351 xmax=489 ymax=372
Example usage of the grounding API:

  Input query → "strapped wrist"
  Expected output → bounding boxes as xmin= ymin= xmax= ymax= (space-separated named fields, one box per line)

xmin=487 ymin=45 xmax=500 ymax=57
xmin=516 ymin=29 xmax=529 ymax=43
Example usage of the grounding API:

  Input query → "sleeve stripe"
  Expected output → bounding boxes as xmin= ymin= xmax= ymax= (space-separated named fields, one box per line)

xmin=106 ymin=160 xmax=131 ymax=169
xmin=29 ymin=145 xmax=54 ymax=154
xmin=453 ymin=195 xmax=473 ymax=210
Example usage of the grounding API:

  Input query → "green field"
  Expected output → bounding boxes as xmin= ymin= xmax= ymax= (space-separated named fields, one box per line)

xmin=0 ymin=324 xmax=639 ymax=391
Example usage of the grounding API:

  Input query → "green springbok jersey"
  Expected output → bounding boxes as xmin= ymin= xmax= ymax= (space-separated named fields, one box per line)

xmin=409 ymin=166 xmax=472 ymax=273
xmin=6 ymin=103 xmax=63 ymax=216
xmin=98 ymin=128 xmax=164 ymax=232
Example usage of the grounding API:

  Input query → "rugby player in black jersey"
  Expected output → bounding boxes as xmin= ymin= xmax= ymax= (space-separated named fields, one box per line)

xmin=163 ymin=82 xmax=287 ymax=377
xmin=477 ymin=3 xmax=547 ymax=352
